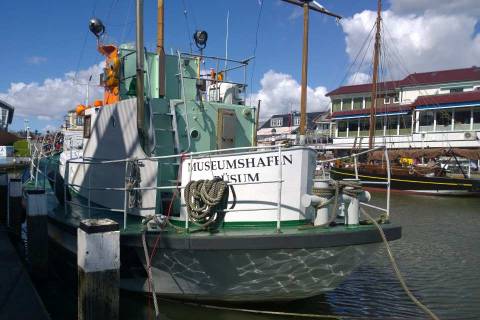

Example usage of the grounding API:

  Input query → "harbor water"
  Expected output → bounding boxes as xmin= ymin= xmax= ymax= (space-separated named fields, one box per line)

xmin=36 ymin=191 xmax=480 ymax=319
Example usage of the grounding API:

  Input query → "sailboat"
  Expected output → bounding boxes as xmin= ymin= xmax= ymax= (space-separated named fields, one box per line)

xmin=329 ymin=0 xmax=480 ymax=196
xmin=40 ymin=0 xmax=400 ymax=303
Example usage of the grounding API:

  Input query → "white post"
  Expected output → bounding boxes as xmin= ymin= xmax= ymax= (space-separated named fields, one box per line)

xmin=346 ymin=194 xmax=360 ymax=225
xmin=353 ymin=155 xmax=359 ymax=180
xmin=276 ymin=146 xmax=283 ymax=233
xmin=385 ymin=148 xmax=391 ymax=219
xmin=314 ymin=179 xmax=330 ymax=226
xmin=78 ymin=219 xmax=120 ymax=320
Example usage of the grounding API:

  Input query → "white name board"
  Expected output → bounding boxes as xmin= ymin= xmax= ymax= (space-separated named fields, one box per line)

xmin=0 ymin=146 xmax=14 ymax=157
xmin=180 ymin=148 xmax=316 ymax=223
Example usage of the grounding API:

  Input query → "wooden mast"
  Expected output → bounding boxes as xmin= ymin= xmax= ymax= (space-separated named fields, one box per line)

xmin=280 ymin=0 xmax=341 ymax=144
xmin=368 ymin=0 xmax=382 ymax=149
xmin=157 ymin=0 xmax=165 ymax=97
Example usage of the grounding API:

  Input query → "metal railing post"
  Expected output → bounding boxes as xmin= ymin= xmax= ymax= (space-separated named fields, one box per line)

xmin=123 ymin=161 xmax=129 ymax=230
xmin=384 ymin=148 xmax=391 ymax=219
xmin=276 ymin=146 xmax=283 ymax=233
xmin=88 ymin=164 xmax=92 ymax=218
xmin=64 ymin=160 xmax=69 ymax=215
xmin=354 ymin=155 xmax=359 ymax=180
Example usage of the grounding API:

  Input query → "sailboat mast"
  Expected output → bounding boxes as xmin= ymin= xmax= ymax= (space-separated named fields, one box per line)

xmin=157 ymin=0 xmax=166 ymax=97
xmin=368 ymin=0 xmax=382 ymax=149
xmin=136 ymin=0 xmax=145 ymax=134
xmin=299 ymin=1 xmax=310 ymax=143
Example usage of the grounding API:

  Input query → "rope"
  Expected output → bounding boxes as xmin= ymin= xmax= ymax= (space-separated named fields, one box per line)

xmin=142 ymin=231 xmax=160 ymax=319
xmin=184 ymin=177 xmax=230 ymax=229
xmin=360 ymin=207 xmax=440 ymax=320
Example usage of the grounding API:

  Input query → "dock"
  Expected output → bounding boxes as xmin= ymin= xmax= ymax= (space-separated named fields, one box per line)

xmin=0 ymin=226 xmax=50 ymax=320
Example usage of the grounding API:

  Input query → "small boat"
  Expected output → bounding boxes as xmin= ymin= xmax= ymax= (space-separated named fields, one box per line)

xmin=38 ymin=0 xmax=400 ymax=303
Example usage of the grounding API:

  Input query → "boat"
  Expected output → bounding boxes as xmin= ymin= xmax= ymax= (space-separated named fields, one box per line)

xmin=36 ymin=0 xmax=401 ymax=303
xmin=328 ymin=0 xmax=480 ymax=196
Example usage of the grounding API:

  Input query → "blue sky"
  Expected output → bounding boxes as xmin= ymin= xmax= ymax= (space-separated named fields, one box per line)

xmin=1 ymin=0 xmax=479 ymax=131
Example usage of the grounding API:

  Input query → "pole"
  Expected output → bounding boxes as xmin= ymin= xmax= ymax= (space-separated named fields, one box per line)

xmin=157 ymin=0 xmax=165 ymax=97
xmin=369 ymin=0 xmax=382 ymax=149
xmin=136 ymin=0 xmax=146 ymax=134
xmin=78 ymin=219 xmax=120 ymax=320
xmin=253 ymin=100 xmax=261 ymax=146
xmin=26 ymin=189 xmax=48 ymax=280
xmin=299 ymin=2 xmax=309 ymax=144
xmin=8 ymin=178 xmax=23 ymax=237
xmin=0 ymin=173 xmax=7 ymax=225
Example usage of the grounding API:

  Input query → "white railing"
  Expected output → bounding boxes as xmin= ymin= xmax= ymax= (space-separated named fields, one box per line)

xmin=63 ymin=144 xmax=288 ymax=231
xmin=317 ymin=147 xmax=391 ymax=219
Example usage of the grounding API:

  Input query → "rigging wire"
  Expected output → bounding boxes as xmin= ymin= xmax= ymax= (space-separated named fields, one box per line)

xmin=248 ymin=0 xmax=264 ymax=106
xmin=181 ymin=0 xmax=194 ymax=52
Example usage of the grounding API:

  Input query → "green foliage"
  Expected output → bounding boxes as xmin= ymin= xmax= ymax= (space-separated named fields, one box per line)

xmin=13 ymin=139 xmax=30 ymax=157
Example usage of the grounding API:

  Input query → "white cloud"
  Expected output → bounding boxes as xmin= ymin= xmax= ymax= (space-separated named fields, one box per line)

xmin=348 ymin=72 xmax=371 ymax=85
xmin=26 ymin=56 xmax=48 ymax=65
xmin=0 ymin=63 xmax=104 ymax=121
xmin=250 ymin=70 xmax=330 ymax=118
xmin=341 ymin=3 xmax=480 ymax=77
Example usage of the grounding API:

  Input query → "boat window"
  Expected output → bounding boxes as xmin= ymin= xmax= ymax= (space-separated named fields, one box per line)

xmin=450 ymin=87 xmax=464 ymax=93
xmin=332 ymin=99 xmax=341 ymax=112
xmin=473 ymin=109 xmax=480 ymax=130
xmin=83 ymin=115 xmax=91 ymax=138
xmin=419 ymin=111 xmax=434 ymax=132
xmin=364 ymin=97 xmax=371 ymax=109
xmin=384 ymin=97 xmax=391 ymax=104
xmin=436 ymin=110 xmax=453 ymax=131
xmin=454 ymin=109 xmax=471 ymax=131
xmin=293 ymin=116 xmax=300 ymax=126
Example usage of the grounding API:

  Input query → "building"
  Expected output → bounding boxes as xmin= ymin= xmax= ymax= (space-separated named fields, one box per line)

xmin=257 ymin=111 xmax=330 ymax=145
xmin=0 ymin=100 xmax=14 ymax=131
xmin=63 ymin=109 xmax=84 ymax=132
xmin=326 ymin=66 xmax=480 ymax=150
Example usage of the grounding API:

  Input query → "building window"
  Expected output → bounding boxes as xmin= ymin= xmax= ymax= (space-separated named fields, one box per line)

xmin=365 ymin=97 xmax=371 ymax=109
xmin=384 ymin=97 xmax=391 ymax=104
xmin=385 ymin=116 xmax=399 ymax=135
xmin=393 ymin=94 xmax=399 ymax=103
xmin=270 ymin=117 xmax=283 ymax=127
xmin=337 ymin=121 xmax=347 ymax=137
xmin=436 ymin=110 xmax=453 ymax=131
xmin=293 ymin=116 xmax=300 ymax=126
xmin=359 ymin=118 xmax=369 ymax=136
xmin=375 ymin=117 xmax=384 ymax=136
xmin=332 ymin=99 xmax=342 ymax=112
xmin=419 ymin=111 xmax=434 ymax=132
xmin=453 ymin=109 xmax=471 ymax=131
xmin=348 ymin=120 xmax=359 ymax=137
xmin=399 ymin=115 xmax=412 ymax=135
xmin=450 ymin=87 xmax=464 ymax=93
xmin=473 ymin=109 xmax=480 ymax=130
xmin=353 ymin=98 xmax=363 ymax=110
xmin=343 ymin=98 xmax=352 ymax=110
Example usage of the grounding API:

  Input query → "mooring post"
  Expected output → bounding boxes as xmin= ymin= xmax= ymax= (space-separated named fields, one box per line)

xmin=8 ymin=178 xmax=23 ymax=236
xmin=0 ymin=173 xmax=8 ymax=225
xmin=78 ymin=219 xmax=120 ymax=320
xmin=26 ymin=189 xmax=48 ymax=280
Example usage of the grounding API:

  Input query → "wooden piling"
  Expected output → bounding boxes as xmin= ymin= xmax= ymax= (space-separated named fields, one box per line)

xmin=78 ymin=219 xmax=120 ymax=320
xmin=0 ymin=173 xmax=7 ymax=225
xmin=8 ymin=178 xmax=23 ymax=236
xmin=26 ymin=189 xmax=48 ymax=280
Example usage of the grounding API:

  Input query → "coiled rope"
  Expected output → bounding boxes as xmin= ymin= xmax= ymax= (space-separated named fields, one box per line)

xmin=360 ymin=207 xmax=440 ymax=320
xmin=184 ymin=177 xmax=233 ymax=230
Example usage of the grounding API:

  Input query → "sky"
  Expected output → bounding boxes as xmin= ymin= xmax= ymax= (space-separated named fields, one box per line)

xmin=0 ymin=0 xmax=479 ymax=132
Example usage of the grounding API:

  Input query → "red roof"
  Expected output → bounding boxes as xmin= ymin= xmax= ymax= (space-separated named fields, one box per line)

xmin=327 ymin=67 xmax=480 ymax=97
xmin=414 ymin=90 xmax=480 ymax=107
xmin=331 ymin=104 xmax=414 ymax=118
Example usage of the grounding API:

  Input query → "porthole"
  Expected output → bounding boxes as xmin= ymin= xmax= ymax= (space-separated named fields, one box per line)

xmin=190 ymin=129 xmax=200 ymax=140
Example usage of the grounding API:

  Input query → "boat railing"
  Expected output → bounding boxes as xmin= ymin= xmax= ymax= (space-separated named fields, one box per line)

xmin=63 ymin=144 xmax=288 ymax=231
xmin=317 ymin=147 xmax=391 ymax=219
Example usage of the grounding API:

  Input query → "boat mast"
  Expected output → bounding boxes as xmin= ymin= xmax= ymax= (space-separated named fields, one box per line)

xmin=157 ymin=0 xmax=165 ymax=97
xmin=368 ymin=0 xmax=382 ymax=149
xmin=280 ymin=0 xmax=341 ymax=144
xmin=136 ymin=0 xmax=145 ymax=135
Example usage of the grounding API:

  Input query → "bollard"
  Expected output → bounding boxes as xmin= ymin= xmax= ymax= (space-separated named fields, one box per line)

xmin=8 ymin=178 xmax=23 ymax=236
xmin=26 ymin=189 xmax=48 ymax=280
xmin=0 ymin=173 xmax=7 ymax=225
xmin=342 ymin=190 xmax=371 ymax=226
xmin=78 ymin=219 xmax=120 ymax=320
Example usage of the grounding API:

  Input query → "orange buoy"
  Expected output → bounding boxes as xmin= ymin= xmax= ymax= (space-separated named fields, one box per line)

xmin=76 ymin=104 xmax=86 ymax=115
xmin=93 ymin=100 xmax=104 ymax=107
